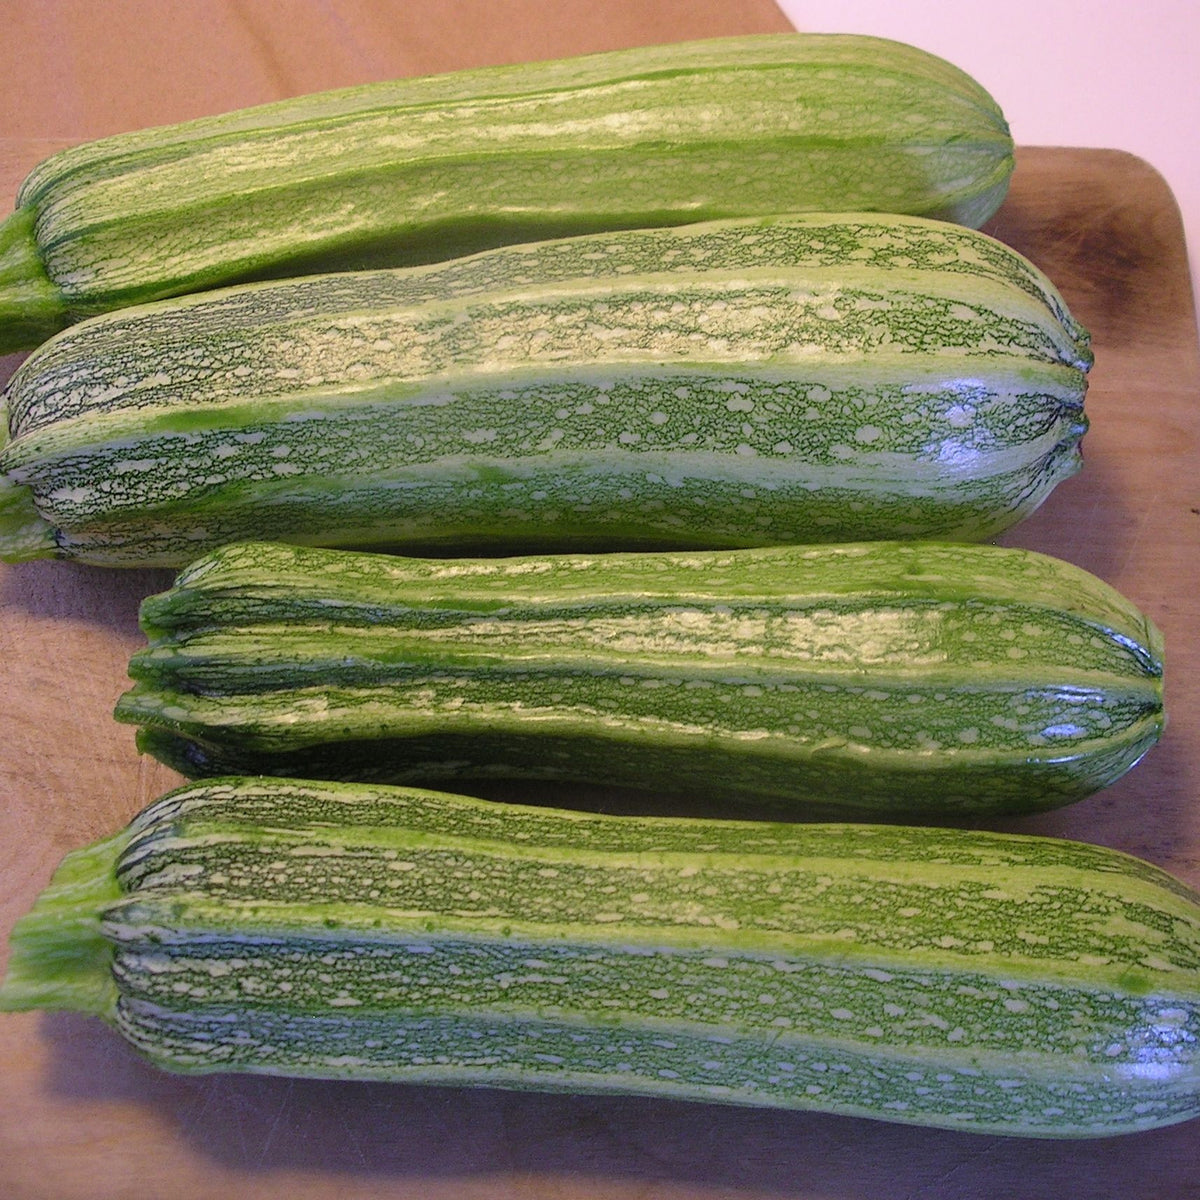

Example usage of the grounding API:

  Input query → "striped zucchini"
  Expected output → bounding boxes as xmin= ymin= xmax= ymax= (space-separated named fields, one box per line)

xmin=114 ymin=539 xmax=1163 ymax=817
xmin=0 ymin=213 xmax=1090 ymax=566
xmin=0 ymin=34 xmax=1015 ymax=352
xmin=3 ymin=776 xmax=1199 ymax=1138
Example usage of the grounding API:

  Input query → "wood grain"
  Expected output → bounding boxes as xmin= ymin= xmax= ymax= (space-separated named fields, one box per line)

xmin=1 ymin=6 xmax=1199 ymax=1198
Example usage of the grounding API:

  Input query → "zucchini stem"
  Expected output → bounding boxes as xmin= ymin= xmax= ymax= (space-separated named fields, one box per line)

xmin=0 ymin=474 xmax=58 ymax=562
xmin=0 ymin=831 xmax=129 ymax=1020
xmin=0 ymin=206 xmax=69 ymax=354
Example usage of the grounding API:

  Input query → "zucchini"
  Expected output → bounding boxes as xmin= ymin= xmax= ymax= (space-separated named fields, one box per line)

xmin=0 ymin=33 xmax=1015 ymax=352
xmin=0 ymin=212 xmax=1090 ymax=566
xmin=114 ymin=539 xmax=1163 ymax=817
xmin=3 ymin=776 xmax=1198 ymax=1138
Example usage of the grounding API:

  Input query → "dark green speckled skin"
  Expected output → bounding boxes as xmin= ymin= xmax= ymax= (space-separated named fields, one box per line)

xmin=0 ymin=213 xmax=1087 ymax=564
xmin=0 ymin=33 xmax=1014 ymax=351
xmin=3 ymin=778 xmax=1199 ymax=1137
xmin=116 ymin=539 xmax=1161 ymax=817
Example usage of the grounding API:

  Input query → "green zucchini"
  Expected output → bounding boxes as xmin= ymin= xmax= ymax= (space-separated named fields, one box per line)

xmin=0 ymin=212 xmax=1089 ymax=566
xmin=3 ymin=776 xmax=1198 ymax=1138
xmin=0 ymin=33 xmax=1014 ymax=352
xmin=114 ymin=539 xmax=1162 ymax=817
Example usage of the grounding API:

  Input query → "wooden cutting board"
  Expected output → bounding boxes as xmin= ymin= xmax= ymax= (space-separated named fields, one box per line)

xmin=2 ymin=16 xmax=1199 ymax=1200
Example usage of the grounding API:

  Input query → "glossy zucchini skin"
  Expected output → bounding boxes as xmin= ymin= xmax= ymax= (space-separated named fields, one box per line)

xmin=0 ymin=33 xmax=1014 ymax=351
xmin=115 ymin=539 xmax=1163 ymax=818
xmin=0 ymin=213 xmax=1088 ymax=566
xmin=3 ymin=776 xmax=1198 ymax=1138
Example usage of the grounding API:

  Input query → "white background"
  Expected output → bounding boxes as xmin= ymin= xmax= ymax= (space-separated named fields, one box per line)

xmin=775 ymin=0 xmax=1200 ymax=324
